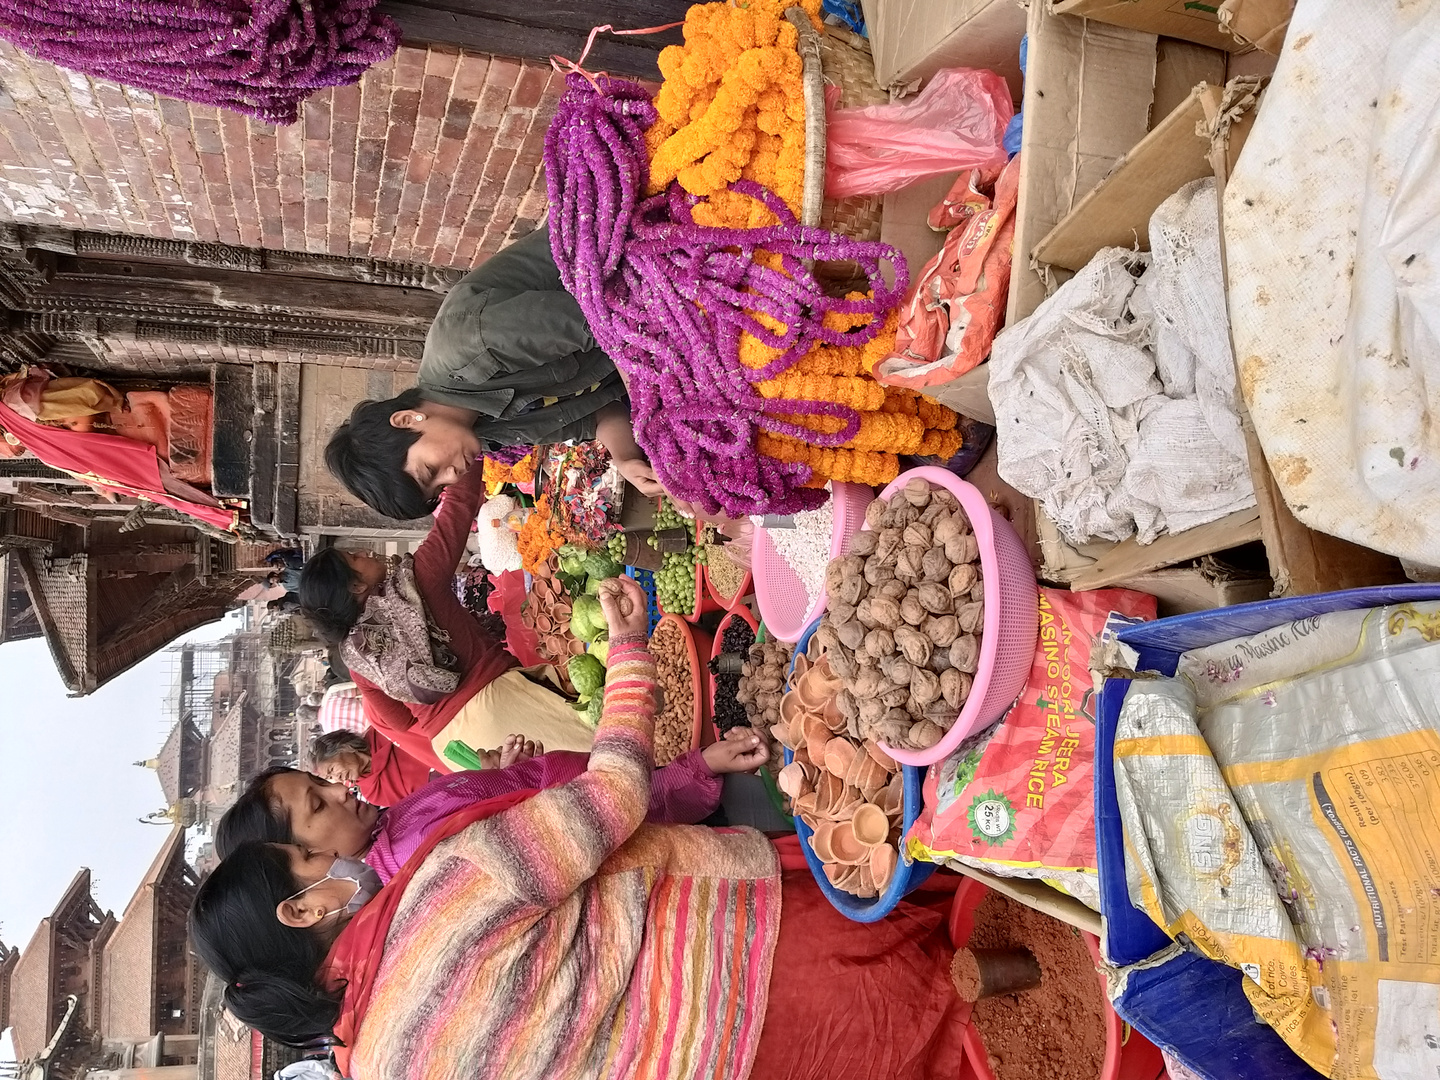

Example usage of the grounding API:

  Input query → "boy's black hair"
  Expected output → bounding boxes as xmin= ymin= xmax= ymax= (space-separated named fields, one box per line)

xmin=298 ymin=547 xmax=363 ymax=645
xmin=324 ymin=387 xmax=436 ymax=521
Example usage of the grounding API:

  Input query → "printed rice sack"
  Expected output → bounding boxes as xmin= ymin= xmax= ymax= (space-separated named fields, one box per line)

xmin=907 ymin=586 xmax=1156 ymax=908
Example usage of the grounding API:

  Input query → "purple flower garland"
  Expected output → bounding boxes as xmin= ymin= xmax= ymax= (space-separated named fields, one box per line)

xmin=544 ymin=73 xmax=910 ymax=518
xmin=0 ymin=0 xmax=399 ymax=124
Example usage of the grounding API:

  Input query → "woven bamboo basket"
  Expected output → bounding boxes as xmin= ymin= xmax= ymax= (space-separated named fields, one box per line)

xmin=787 ymin=9 xmax=888 ymax=290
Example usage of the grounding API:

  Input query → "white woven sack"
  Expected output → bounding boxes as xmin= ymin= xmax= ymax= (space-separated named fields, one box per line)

xmin=1225 ymin=0 xmax=1440 ymax=564
xmin=991 ymin=179 xmax=1254 ymax=546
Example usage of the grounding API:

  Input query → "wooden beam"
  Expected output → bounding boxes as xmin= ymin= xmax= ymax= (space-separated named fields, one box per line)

xmin=377 ymin=0 xmax=689 ymax=79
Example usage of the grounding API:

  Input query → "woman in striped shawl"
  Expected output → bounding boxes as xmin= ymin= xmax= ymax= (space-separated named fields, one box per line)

xmin=191 ymin=577 xmax=969 ymax=1080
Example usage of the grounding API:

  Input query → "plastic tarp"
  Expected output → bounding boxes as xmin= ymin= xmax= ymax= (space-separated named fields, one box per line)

xmin=1225 ymin=0 xmax=1440 ymax=565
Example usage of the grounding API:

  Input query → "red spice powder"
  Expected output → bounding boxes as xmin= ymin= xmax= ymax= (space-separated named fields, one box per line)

xmin=965 ymin=891 xmax=1109 ymax=1080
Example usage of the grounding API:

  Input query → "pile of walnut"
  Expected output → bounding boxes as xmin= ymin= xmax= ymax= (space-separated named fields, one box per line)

xmin=814 ymin=478 xmax=984 ymax=751
xmin=737 ymin=637 xmax=795 ymax=777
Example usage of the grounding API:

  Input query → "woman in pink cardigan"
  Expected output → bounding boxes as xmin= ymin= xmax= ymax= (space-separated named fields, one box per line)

xmin=192 ymin=578 xmax=968 ymax=1080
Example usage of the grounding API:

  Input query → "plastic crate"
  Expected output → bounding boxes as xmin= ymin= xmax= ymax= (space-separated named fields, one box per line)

xmin=624 ymin=566 xmax=662 ymax=635
xmin=1095 ymin=583 xmax=1440 ymax=1080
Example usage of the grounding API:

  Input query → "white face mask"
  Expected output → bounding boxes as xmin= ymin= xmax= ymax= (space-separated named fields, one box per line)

xmin=285 ymin=856 xmax=382 ymax=920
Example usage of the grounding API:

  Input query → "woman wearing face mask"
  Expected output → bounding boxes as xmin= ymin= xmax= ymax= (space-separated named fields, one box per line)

xmin=192 ymin=577 xmax=968 ymax=1080
xmin=217 ymin=727 xmax=770 ymax=883
xmin=297 ymin=464 xmax=597 ymax=770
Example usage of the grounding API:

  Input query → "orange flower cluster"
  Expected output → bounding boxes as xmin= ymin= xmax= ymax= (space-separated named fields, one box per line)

xmin=517 ymin=496 xmax=565 ymax=574
xmin=483 ymin=451 xmax=534 ymax=494
xmin=646 ymin=0 xmax=821 ymax=228
xmin=749 ymin=306 xmax=961 ymax=485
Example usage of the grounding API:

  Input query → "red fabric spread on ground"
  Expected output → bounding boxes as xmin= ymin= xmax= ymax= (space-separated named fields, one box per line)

xmin=752 ymin=838 xmax=969 ymax=1080
xmin=0 ymin=397 xmax=235 ymax=530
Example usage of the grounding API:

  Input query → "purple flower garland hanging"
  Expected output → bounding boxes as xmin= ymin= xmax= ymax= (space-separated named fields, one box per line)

xmin=544 ymin=72 xmax=909 ymax=518
xmin=0 ymin=0 xmax=399 ymax=124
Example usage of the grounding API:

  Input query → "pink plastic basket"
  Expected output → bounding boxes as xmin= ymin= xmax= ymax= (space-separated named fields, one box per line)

xmin=753 ymin=482 xmax=873 ymax=643
xmin=874 ymin=466 xmax=1039 ymax=767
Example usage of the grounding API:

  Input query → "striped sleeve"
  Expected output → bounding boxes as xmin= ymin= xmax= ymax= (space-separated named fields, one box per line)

xmin=447 ymin=641 xmax=657 ymax=909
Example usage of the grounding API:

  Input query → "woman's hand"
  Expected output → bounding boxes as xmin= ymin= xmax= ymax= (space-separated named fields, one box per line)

xmin=702 ymin=726 xmax=771 ymax=775
xmin=598 ymin=575 xmax=650 ymax=641
xmin=613 ymin=455 xmax=663 ymax=498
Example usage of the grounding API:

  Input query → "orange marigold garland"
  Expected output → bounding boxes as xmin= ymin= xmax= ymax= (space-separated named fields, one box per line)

xmin=516 ymin=496 xmax=565 ymax=574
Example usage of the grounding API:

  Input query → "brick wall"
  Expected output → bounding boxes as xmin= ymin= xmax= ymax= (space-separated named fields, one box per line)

xmin=0 ymin=42 xmax=560 ymax=269
xmin=91 ymin=339 xmax=422 ymax=379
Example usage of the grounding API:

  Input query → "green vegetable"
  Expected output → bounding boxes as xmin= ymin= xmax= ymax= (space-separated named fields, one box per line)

xmin=584 ymin=694 xmax=604 ymax=728
xmin=568 ymin=653 xmax=606 ymax=700
xmin=570 ymin=594 xmax=608 ymax=642
xmin=558 ymin=551 xmax=586 ymax=577
xmin=589 ymin=637 xmax=611 ymax=666
xmin=585 ymin=576 xmax=602 ymax=596
xmin=583 ymin=552 xmax=622 ymax=582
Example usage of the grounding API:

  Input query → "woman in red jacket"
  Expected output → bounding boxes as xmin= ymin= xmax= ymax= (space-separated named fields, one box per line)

xmin=298 ymin=466 xmax=595 ymax=773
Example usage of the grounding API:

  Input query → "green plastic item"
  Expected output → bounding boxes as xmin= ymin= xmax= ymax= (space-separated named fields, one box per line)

xmin=443 ymin=740 xmax=486 ymax=771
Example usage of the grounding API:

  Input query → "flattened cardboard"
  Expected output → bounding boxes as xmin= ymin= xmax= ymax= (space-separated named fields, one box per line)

xmin=860 ymin=0 xmax=1026 ymax=98
xmin=1033 ymin=83 xmax=1221 ymax=271
xmin=1118 ymin=559 xmax=1273 ymax=617
xmin=1053 ymin=0 xmax=1240 ymax=52
xmin=1218 ymin=0 xmax=1295 ymax=54
xmin=1006 ymin=4 xmax=1158 ymax=324
xmin=879 ymin=170 xmax=960 ymax=291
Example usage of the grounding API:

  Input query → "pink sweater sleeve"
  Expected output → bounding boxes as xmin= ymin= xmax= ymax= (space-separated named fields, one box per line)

xmin=647 ymin=750 xmax=721 ymax=824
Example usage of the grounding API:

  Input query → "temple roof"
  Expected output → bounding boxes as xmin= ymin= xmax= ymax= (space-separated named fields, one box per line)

xmin=100 ymin=826 xmax=193 ymax=1041
xmin=154 ymin=717 xmax=206 ymax=807
xmin=8 ymin=870 xmax=92 ymax=1061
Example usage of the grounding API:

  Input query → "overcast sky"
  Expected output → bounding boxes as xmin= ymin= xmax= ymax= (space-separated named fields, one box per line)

xmin=0 ymin=612 xmax=241 ymax=1061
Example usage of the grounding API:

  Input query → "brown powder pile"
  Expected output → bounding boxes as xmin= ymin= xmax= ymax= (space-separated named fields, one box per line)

xmin=966 ymin=892 xmax=1109 ymax=1080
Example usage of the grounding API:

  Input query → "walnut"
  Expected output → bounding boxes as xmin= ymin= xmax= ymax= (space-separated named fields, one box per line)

xmin=896 ymin=546 xmax=926 ymax=582
xmin=836 ymin=688 xmax=859 ymax=719
xmin=878 ymin=578 xmax=908 ymax=602
xmin=863 ymin=559 xmax=895 ymax=588
xmin=863 ymin=628 xmax=895 ymax=660
xmin=902 ymin=477 xmax=931 ymax=507
xmin=970 ymin=580 xmax=986 ymax=604
xmin=835 ymin=570 xmax=864 ymax=607
xmin=919 ymin=502 xmax=949 ymax=527
xmin=949 ymin=634 xmax=980 ymax=673
xmin=875 ymin=529 xmax=904 ymax=568
xmin=867 ymin=596 xmax=902 ymax=630
xmin=836 ymin=618 xmax=867 ymax=652
xmin=941 ymin=668 xmax=973 ymax=708
xmin=849 ymin=529 xmax=879 ymax=557
xmin=893 ymin=626 xmax=933 ymax=667
xmin=908 ymin=719 xmax=944 ymax=749
xmin=945 ymin=533 xmax=980 ymax=565
xmin=948 ymin=563 xmax=978 ymax=597
xmin=890 ymin=501 xmax=921 ymax=528
xmin=922 ymin=545 xmax=951 ymax=582
xmin=815 ymin=621 xmax=841 ymax=654
xmin=851 ymin=667 xmax=882 ymax=699
xmin=840 ymin=555 xmax=865 ymax=580
xmin=922 ymin=614 xmax=960 ymax=648
xmin=864 ymin=497 xmax=889 ymax=528
xmin=879 ymin=654 xmax=913 ymax=686
xmin=900 ymin=592 xmax=926 ymax=627
xmin=902 ymin=522 xmax=932 ymax=549
xmin=824 ymin=558 xmax=847 ymax=596
xmin=828 ymin=648 xmax=858 ymax=681
xmin=856 ymin=599 xmax=876 ymax=628
xmin=910 ymin=667 xmax=941 ymax=706
xmin=956 ymin=600 xmax=985 ymax=633
xmin=880 ymin=686 xmax=910 ymax=709
xmin=828 ymin=601 xmax=856 ymax=627
xmin=917 ymin=582 xmax=953 ymax=614
xmin=857 ymin=697 xmax=886 ymax=724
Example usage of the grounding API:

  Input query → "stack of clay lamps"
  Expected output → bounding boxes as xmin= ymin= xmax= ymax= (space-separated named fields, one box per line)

xmin=520 ymin=559 xmax=585 ymax=662
xmin=774 ymin=645 xmax=906 ymax=899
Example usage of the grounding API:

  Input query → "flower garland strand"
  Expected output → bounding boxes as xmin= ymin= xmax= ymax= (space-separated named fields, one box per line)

xmin=0 ymin=0 xmax=399 ymax=124
xmin=544 ymin=72 xmax=909 ymax=518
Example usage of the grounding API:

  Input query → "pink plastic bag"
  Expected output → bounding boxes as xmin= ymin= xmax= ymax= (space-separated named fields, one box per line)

xmin=824 ymin=68 xmax=1013 ymax=199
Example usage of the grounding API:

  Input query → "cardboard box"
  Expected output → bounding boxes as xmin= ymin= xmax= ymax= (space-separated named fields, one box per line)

xmin=1052 ymin=0 xmax=1241 ymax=52
xmin=1009 ymin=37 xmax=1403 ymax=595
xmin=859 ymin=0 xmax=1026 ymax=98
